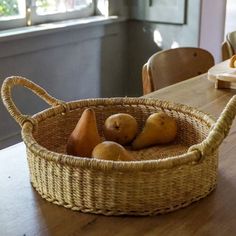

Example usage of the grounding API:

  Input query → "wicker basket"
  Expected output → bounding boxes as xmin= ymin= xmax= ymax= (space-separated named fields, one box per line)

xmin=2 ymin=76 xmax=236 ymax=216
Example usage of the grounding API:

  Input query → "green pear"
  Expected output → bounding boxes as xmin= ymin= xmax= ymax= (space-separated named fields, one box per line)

xmin=132 ymin=112 xmax=177 ymax=150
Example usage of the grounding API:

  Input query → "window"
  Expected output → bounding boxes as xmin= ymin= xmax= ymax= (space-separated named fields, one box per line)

xmin=0 ymin=0 xmax=26 ymax=29
xmin=0 ymin=0 xmax=94 ymax=30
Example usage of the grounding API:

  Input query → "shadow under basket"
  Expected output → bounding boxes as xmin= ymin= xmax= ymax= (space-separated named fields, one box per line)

xmin=2 ymin=76 xmax=236 ymax=216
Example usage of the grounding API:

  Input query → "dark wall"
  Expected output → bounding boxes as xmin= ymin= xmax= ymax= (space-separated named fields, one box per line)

xmin=126 ymin=0 xmax=201 ymax=96
xmin=0 ymin=20 xmax=128 ymax=148
xmin=0 ymin=0 xmax=203 ymax=148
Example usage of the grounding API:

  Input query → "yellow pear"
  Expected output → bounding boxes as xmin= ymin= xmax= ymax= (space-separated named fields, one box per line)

xmin=132 ymin=112 xmax=177 ymax=150
xmin=229 ymin=54 xmax=236 ymax=68
xmin=103 ymin=113 xmax=138 ymax=145
xmin=92 ymin=141 xmax=135 ymax=161
xmin=66 ymin=108 xmax=102 ymax=157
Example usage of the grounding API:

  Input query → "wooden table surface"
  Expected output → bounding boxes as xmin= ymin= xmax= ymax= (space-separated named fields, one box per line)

xmin=1 ymin=74 xmax=236 ymax=236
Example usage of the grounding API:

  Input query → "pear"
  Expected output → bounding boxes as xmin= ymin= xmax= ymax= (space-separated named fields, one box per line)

xmin=103 ymin=113 xmax=138 ymax=145
xmin=229 ymin=55 xmax=236 ymax=68
xmin=132 ymin=112 xmax=177 ymax=150
xmin=66 ymin=108 xmax=102 ymax=157
xmin=92 ymin=141 xmax=135 ymax=161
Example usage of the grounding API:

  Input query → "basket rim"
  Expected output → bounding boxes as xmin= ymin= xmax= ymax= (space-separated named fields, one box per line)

xmin=21 ymin=97 xmax=216 ymax=172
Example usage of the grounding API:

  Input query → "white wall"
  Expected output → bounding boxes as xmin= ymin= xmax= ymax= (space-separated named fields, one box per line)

xmin=224 ymin=0 xmax=236 ymax=37
xmin=199 ymin=0 xmax=227 ymax=62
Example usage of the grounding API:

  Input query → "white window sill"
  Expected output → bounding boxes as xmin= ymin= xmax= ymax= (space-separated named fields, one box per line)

xmin=0 ymin=15 xmax=126 ymax=43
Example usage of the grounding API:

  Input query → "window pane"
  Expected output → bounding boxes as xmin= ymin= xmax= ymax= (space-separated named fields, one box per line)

xmin=0 ymin=0 xmax=25 ymax=19
xmin=35 ymin=0 xmax=92 ymax=15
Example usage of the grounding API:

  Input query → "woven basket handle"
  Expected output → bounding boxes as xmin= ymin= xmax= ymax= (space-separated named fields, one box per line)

xmin=1 ymin=76 xmax=65 ymax=127
xmin=189 ymin=95 xmax=236 ymax=158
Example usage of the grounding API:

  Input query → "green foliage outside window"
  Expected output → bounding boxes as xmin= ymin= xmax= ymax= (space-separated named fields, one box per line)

xmin=0 ymin=0 xmax=89 ymax=18
xmin=0 ymin=0 xmax=19 ymax=16
xmin=36 ymin=0 xmax=50 ymax=9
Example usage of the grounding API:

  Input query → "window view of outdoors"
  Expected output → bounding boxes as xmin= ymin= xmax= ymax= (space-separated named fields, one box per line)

xmin=0 ymin=0 xmax=20 ymax=17
xmin=0 ymin=0 xmax=93 ymax=29
xmin=0 ymin=0 xmax=91 ymax=18
xmin=36 ymin=0 xmax=91 ymax=15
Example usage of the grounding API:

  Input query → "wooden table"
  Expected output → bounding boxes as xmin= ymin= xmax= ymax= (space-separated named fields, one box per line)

xmin=1 ymin=74 xmax=236 ymax=236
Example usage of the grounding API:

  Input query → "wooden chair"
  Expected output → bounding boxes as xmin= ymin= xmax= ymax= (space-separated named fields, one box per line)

xmin=222 ymin=31 xmax=236 ymax=61
xmin=142 ymin=47 xmax=215 ymax=95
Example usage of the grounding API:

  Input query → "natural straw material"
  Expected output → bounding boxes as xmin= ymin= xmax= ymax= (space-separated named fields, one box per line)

xmin=2 ymin=76 xmax=236 ymax=216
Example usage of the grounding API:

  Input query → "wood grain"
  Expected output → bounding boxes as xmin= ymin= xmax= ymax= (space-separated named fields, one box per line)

xmin=1 ymin=74 xmax=236 ymax=236
xmin=142 ymin=47 xmax=214 ymax=94
xmin=221 ymin=41 xmax=234 ymax=61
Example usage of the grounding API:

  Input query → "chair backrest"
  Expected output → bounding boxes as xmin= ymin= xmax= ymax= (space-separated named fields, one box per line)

xmin=222 ymin=31 xmax=236 ymax=61
xmin=142 ymin=47 xmax=215 ymax=95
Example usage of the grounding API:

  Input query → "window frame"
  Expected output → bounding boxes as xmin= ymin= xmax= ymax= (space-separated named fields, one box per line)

xmin=0 ymin=0 xmax=27 ymax=30
xmin=0 ymin=17 xmax=26 ymax=30
xmin=0 ymin=0 xmax=95 ymax=30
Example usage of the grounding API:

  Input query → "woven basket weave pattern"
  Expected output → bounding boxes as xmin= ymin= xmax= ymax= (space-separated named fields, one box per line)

xmin=32 ymin=103 xmax=211 ymax=157
xmin=22 ymin=98 xmax=216 ymax=215
xmin=26 ymin=146 xmax=217 ymax=215
xmin=2 ymin=76 xmax=236 ymax=216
